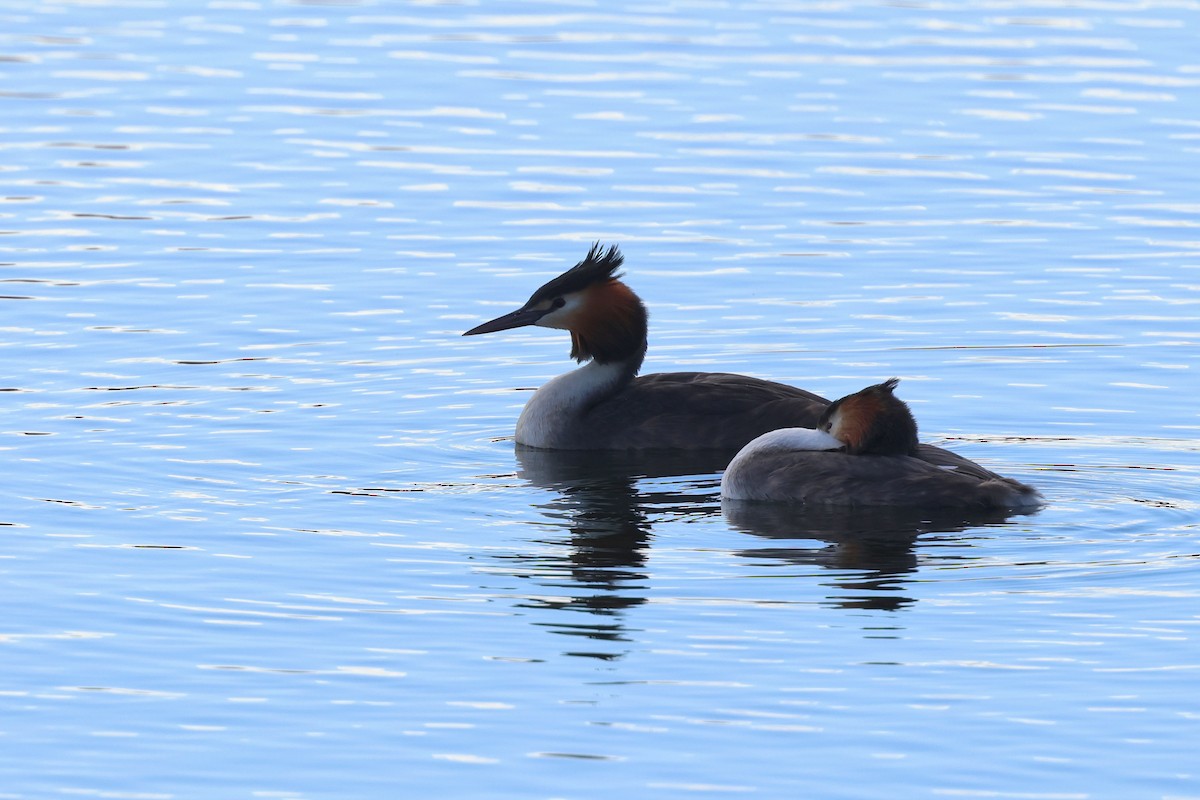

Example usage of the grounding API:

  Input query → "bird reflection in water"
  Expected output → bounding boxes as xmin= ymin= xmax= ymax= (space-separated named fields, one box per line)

xmin=503 ymin=447 xmax=731 ymax=660
xmin=501 ymin=447 xmax=1032 ymax=653
xmin=722 ymin=501 xmax=1022 ymax=612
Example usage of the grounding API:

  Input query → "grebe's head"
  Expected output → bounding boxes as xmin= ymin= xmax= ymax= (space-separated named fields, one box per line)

xmin=462 ymin=242 xmax=648 ymax=365
xmin=818 ymin=378 xmax=919 ymax=456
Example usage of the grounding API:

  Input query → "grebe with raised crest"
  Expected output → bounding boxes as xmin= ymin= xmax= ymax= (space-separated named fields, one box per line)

xmin=721 ymin=378 xmax=1041 ymax=509
xmin=463 ymin=243 xmax=828 ymax=450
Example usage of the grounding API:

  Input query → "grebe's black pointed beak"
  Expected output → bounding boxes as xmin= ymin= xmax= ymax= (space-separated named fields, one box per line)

xmin=462 ymin=305 xmax=547 ymax=336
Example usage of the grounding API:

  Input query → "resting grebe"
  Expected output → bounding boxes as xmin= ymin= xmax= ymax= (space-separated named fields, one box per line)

xmin=721 ymin=378 xmax=1042 ymax=509
xmin=463 ymin=243 xmax=827 ymax=450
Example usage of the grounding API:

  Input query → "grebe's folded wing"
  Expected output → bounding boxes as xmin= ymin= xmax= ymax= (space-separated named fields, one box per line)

xmin=916 ymin=443 xmax=1013 ymax=481
xmin=577 ymin=371 xmax=829 ymax=451
xmin=723 ymin=448 xmax=1041 ymax=509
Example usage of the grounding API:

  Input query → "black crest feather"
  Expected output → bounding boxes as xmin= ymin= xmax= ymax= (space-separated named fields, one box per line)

xmin=529 ymin=242 xmax=624 ymax=304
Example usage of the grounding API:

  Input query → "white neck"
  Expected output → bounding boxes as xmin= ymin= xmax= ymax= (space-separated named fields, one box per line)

xmin=515 ymin=360 xmax=631 ymax=448
xmin=740 ymin=427 xmax=844 ymax=454
xmin=721 ymin=427 xmax=844 ymax=500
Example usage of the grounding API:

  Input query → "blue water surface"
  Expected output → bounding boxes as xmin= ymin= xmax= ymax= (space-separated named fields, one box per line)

xmin=1 ymin=1 xmax=1198 ymax=798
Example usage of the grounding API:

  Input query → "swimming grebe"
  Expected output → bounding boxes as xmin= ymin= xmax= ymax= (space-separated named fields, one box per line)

xmin=463 ymin=243 xmax=827 ymax=450
xmin=721 ymin=378 xmax=1041 ymax=509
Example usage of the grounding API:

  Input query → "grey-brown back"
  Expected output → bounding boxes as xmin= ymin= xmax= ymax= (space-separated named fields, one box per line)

xmin=558 ymin=371 xmax=830 ymax=451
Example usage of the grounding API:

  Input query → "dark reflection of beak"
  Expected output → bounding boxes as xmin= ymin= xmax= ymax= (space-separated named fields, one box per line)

xmin=462 ymin=306 xmax=546 ymax=336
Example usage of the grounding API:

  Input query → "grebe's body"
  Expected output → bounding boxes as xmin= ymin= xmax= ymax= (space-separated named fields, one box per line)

xmin=464 ymin=244 xmax=826 ymax=450
xmin=721 ymin=379 xmax=1041 ymax=510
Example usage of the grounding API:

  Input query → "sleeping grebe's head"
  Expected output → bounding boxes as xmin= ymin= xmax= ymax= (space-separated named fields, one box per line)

xmin=462 ymin=242 xmax=648 ymax=365
xmin=818 ymin=378 xmax=919 ymax=456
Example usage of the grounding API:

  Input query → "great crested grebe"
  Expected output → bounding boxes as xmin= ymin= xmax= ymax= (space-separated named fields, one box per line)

xmin=721 ymin=378 xmax=1042 ymax=509
xmin=463 ymin=243 xmax=828 ymax=450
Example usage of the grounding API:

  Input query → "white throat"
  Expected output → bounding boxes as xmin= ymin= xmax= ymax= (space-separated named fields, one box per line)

xmin=515 ymin=360 xmax=630 ymax=448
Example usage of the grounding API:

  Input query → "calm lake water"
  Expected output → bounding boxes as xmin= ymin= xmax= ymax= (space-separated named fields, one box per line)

xmin=2 ymin=1 xmax=1198 ymax=798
